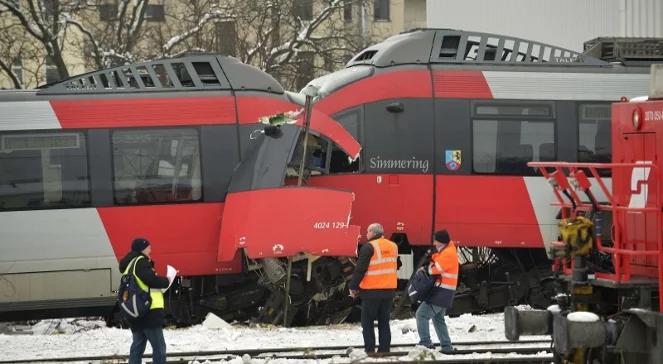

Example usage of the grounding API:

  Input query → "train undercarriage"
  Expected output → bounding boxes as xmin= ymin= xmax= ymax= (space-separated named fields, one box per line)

xmin=105 ymin=245 xmax=556 ymax=327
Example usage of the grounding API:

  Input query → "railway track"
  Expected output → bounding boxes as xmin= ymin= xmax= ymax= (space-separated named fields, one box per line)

xmin=4 ymin=339 xmax=553 ymax=363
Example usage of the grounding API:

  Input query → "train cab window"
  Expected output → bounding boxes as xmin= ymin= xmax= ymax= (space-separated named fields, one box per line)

xmin=287 ymin=133 xmax=330 ymax=177
xmin=329 ymin=143 xmax=359 ymax=173
xmin=578 ymin=104 xmax=611 ymax=163
xmin=472 ymin=102 xmax=555 ymax=175
xmin=0 ymin=131 xmax=90 ymax=210
xmin=329 ymin=108 xmax=361 ymax=174
xmin=112 ymin=128 xmax=202 ymax=204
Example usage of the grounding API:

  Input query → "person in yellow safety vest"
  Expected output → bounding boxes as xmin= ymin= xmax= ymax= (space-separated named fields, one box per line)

xmin=415 ymin=229 xmax=459 ymax=354
xmin=349 ymin=223 xmax=400 ymax=355
xmin=119 ymin=238 xmax=170 ymax=364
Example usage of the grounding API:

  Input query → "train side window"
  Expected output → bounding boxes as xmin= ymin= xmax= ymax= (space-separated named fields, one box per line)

xmin=0 ymin=131 xmax=90 ymax=210
xmin=472 ymin=102 xmax=555 ymax=175
xmin=473 ymin=119 xmax=555 ymax=175
xmin=578 ymin=104 xmax=611 ymax=163
xmin=112 ymin=128 xmax=202 ymax=204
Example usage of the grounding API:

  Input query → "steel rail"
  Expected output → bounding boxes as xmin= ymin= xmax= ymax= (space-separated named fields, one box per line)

xmin=3 ymin=339 xmax=551 ymax=364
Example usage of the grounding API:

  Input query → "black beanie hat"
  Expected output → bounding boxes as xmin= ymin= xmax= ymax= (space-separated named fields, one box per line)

xmin=434 ymin=229 xmax=450 ymax=245
xmin=131 ymin=237 xmax=150 ymax=252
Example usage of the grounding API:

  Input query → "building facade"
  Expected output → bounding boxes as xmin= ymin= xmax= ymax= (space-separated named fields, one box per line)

xmin=426 ymin=0 xmax=663 ymax=52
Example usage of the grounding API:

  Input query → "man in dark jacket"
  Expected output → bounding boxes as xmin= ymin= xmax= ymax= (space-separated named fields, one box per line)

xmin=415 ymin=229 xmax=459 ymax=354
xmin=119 ymin=238 xmax=170 ymax=364
xmin=349 ymin=223 xmax=399 ymax=354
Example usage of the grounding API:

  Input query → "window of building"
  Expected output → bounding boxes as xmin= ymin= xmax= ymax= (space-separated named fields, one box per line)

xmin=145 ymin=4 xmax=165 ymax=21
xmin=0 ymin=131 xmax=90 ymax=210
xmin=323 ymin=55 xmax=335 ymax=72
xmin=578 ymin=104 xmax=611 ymax=163
xmin=293 ymin=0 xmax=313 ymax=20
xmin=98 ymin=3 xmax=116 ymax=21
xmin=45 ymin=56 xmax=60 ymax=84
xmin=472 ymin=103 xmax=555 ymax=175
xmin=215 ymin=21 xmax=237 ymax=57
xmin=374 ymin=0 xmax=390 ymax=21
xmin=296 ymin=51 xmax=315 ymax=91
xmin=112 ymin=128 xmax=202 ymax=204
xmin=344 ymin=1 xmax=352 ymax=22
xmin=42 ymin=0 xmax=55 ymax=17
xmin=11 ymin=59 xmax=22 ymax=85
xmin=271 ymin=8 xmax=281 ymax=45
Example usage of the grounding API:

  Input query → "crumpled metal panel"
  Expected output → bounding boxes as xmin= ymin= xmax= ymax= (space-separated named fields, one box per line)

xmin=228 ymin=124 xmax=300 ymax=193
xmin=218 ymin=187 xmax=360 ymax=262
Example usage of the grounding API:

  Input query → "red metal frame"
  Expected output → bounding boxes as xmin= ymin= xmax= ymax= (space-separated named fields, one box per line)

xmin=529 ymin=161 xmax=662 ymax=312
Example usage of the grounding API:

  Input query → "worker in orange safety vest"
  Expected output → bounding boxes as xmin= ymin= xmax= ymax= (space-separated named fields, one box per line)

xmin=349 ymin=223 xmax=399 ymax=355
xmin=415 ymin=229 xmax=459 ymax=354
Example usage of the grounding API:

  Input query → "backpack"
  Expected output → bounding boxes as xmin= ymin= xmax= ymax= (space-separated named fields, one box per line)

xmin=406 ymin=268 xmax=438 ymax=305
xmin=117 ymin=256 xmax=152 ymax=319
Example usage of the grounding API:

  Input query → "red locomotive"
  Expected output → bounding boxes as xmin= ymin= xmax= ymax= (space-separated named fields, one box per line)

xmin=506 ymin=64 xmax=663 ymax=363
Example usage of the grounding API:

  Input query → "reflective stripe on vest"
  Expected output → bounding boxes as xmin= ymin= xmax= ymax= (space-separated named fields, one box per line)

xmin=125 ymin=256 xmax=165 ymax=310
xmin=430 ymin=241 xmax=459 ymax=291
xmin=359 ymin=238 xmax=398 ymax=290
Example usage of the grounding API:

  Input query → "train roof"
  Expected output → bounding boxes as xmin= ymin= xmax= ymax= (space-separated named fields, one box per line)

xmin=34 ymin=54 xmax=284 ymax=96
xmin=346 ymin=29 xmax=663 ymax=69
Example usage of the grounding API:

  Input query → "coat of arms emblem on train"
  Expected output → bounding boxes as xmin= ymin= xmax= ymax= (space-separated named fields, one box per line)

xmin=445 ymin=150 xmax=462 ymax=171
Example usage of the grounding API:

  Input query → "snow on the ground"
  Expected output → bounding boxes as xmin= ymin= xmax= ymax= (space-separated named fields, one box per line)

xmin=0 ymin=312 xmax=549 ymax=362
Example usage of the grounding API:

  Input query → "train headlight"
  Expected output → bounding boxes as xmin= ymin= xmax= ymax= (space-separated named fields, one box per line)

xmin=632 ymin=108 xmax=642 ymax=130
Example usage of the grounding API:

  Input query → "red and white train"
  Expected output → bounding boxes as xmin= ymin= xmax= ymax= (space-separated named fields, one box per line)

xmin=0 ymin=54 xmax=360 ymax=324
xmin=0 ymin=29 xmax=660 ymax=324
xmin=300 ymin=30 xmax=659 ymax=313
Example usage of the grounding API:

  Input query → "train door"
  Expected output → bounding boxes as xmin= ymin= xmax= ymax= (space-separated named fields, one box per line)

xmin=360 ymin=99 xmax=435 ymax=246
xmin=308 ymin=100 xmax=435 ymax=247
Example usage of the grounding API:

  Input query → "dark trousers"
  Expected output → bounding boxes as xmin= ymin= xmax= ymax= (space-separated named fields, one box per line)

xmin=129 ymin=327 xmax=166 ymax=364
xmin=360 ymin=297 xmax=392 ymax=353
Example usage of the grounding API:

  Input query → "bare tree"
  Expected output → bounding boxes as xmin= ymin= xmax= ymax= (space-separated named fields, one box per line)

xmin=0 ymin=22 xmax=23 ymax=88
xmin=67 ymin=0 xmax=153 ymax=69
xmin=0 ymin=0 xmax=98 ymax=81
xmin=158 ymin=0 xmax=378 ymax=89
xmin=0 ymin=0 xmax=384 ymax=89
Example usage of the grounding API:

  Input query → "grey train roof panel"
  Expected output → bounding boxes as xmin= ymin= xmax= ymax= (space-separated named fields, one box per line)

xmin=347 ymin=29 xmax=609 ymax=68
xmin=584 ymin=37 xmax=663 ymax=67
xmin=37 ymin=54 xmax=283 ymax=95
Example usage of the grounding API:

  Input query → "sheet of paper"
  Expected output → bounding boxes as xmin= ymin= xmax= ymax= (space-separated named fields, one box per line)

xmin=162 ymin=265 xmax=177 ymax=292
